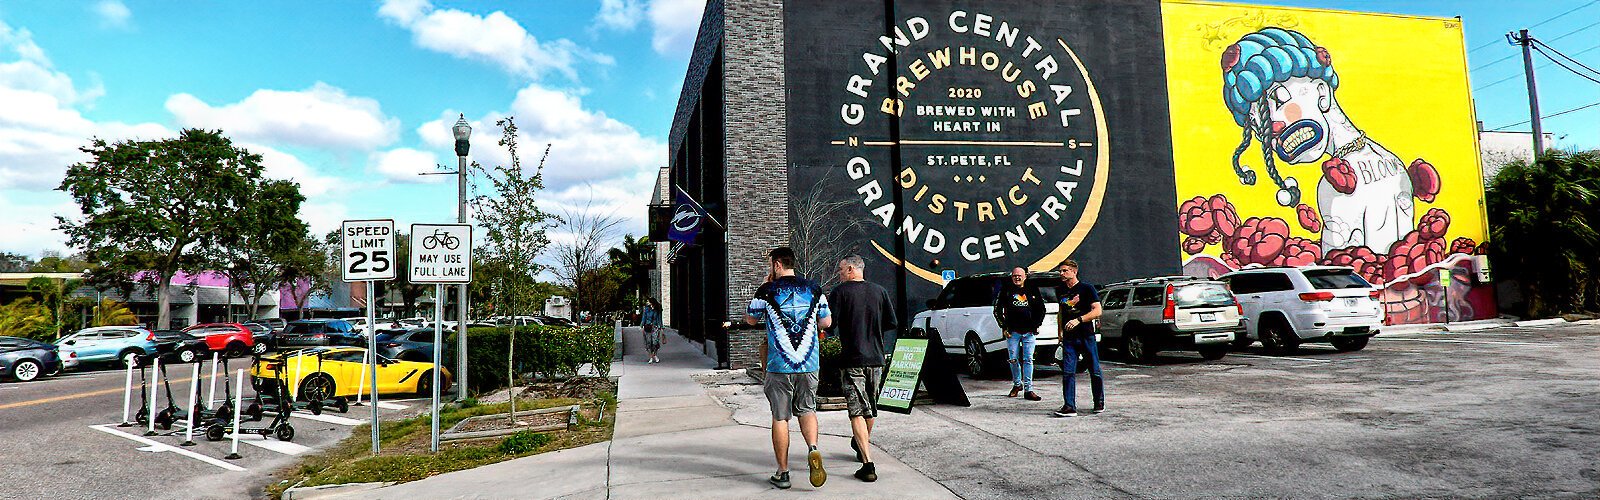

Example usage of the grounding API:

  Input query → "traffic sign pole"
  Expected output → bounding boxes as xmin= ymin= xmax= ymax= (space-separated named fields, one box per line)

xmin=342 ymin=219 xmax=395 ymax=456
xmin=369 ymin=280 xmax=381 ymax=456
xmin=431 ymin=284 xmax=443 ymax=453
xmin=407 ymin=223 xmax=471 ymax=454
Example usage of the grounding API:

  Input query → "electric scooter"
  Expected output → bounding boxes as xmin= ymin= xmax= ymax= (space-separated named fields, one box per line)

xmin=206 ymin=360 xmax=295 ymax=442
xmin=189 ymin=356 xmax=236 ymax=425
xmin=134 ymin=354 xmax=186 ymax=431
xmin=246 ymin=349 xmax=330 ymax=418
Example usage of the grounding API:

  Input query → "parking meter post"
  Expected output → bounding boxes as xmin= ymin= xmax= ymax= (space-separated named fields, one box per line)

xmin=431 ymin=284 xmax=443 ymax=453
xmin=207 ymin=351 xmax=219 ymax=408
xmin=146 ymin=356 xmax=160 ymax=436
xmin=182 ymin=362 xmax=199 ymax=446
xmin=119 ymin=360 xmax=134 ymax=426
xmin=225 ymin=368 xmax=244 ymax=460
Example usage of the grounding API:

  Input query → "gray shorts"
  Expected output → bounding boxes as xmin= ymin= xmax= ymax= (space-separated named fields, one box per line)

xmin=841 ymin=366 xmax=884 ymax=418
xmin=763 ymin=371 xmax=819 ymax=421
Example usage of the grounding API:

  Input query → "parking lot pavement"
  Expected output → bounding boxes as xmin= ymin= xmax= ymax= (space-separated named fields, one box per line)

xmin=840 ymin=323 xmax=1600 ymax=499
xmin=0 ymin=360 xmax=429 ymax=500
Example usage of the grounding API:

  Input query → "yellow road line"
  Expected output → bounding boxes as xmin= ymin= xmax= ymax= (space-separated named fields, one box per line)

xmin=0 ymin=374 xmax=215 ymax=410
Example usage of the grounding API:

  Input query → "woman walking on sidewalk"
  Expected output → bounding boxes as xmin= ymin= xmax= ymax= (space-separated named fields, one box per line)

xmin=642 ymin=298 xmax=664 ymax=363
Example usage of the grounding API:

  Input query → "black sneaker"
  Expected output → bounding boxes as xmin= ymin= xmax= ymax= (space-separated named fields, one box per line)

xmin=850 ymin=437 xmax=864 ymax=463
xmin=769 ymin=471 xmax=791 ymax=489
xmin=1024 ymin=391 xmax=1042 ymax=401
xmin=854 ymin=462 xmax=878 ymax=482
xmin=808 ymin=449 xmax=827 ymax=487
xmin=1053 ymin=405 xmax=1078 ymax=417
xmin=1091 ymin=403 xmax=1105 ymax=414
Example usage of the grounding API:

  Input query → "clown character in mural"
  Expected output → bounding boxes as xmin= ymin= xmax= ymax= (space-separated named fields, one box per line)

xmin=1220 ymin=27 xmax=1439 ymax=254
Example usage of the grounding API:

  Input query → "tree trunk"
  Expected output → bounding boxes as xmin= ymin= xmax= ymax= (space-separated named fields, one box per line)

xmin=156 ymin=273 xmax=173 ymax=329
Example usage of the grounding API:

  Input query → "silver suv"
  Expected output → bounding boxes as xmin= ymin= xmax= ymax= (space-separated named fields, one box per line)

xmin=1098 ymin=277 xmax=1240 ymax=362
xmin=1219 ymin=266 xmax=1383 ymax=355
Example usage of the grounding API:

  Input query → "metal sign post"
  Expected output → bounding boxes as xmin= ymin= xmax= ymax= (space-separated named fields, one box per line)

xmin=409 ymin=223 xmax=473 ymax=453
xmin=342 ymin=219 xmax=395 ymax=456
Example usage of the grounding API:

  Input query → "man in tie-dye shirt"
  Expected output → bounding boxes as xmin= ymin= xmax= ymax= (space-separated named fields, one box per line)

xmin=744 ymin=247 xmax=833 ymax=489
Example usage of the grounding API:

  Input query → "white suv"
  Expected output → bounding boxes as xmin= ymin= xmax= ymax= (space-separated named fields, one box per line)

xmin=1098 ymin=277 xmax=1240 ymax=362
xmin=1219 ymin=266 xmax=1383 ymax=355
xmin=910 ymin=272 xmax=1062 ymax=378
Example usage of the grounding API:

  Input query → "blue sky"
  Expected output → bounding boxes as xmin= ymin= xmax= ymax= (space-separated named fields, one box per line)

xmin=0 ymin=0 xmax=1594 ymax=259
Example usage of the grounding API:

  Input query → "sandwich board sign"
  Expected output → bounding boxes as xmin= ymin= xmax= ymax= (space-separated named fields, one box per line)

xmin=341 ymin=220 xmax=396 ymax=282
xmin=409 ymin=224 xmax=473 ymax=284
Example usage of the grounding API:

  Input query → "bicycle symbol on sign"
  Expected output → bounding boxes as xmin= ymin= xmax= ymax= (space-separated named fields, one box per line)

xmin=422 ymin=229 xmax=460 ymax=250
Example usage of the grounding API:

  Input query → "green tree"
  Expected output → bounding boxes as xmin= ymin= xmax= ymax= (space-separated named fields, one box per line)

xmin=28 ymin=251 xmax=93 ymax=273
xmin=1486 ymin=150 xmax=1600 ymax=317
xmin=57 ymin=129 xmax=300 ymax=329
xmin=26 ymin=276 xmax=85 ymax=338
xmin=212 ymin=179 xmax=311 ymax=322
xmin=469 ymin=117 xmax=554 ymax=417
xmin=279 ymin=234 xmax=334 ymax=320
xmin=91 ymin=298 xmax=138 ymax=327
xmin=0 ymin=298 xmax=53 ymax=340
xmin=606 ymin=234 xmax=653 ymax=310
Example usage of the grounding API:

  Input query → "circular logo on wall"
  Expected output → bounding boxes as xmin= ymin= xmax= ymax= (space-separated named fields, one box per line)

xmin=828 ymin=11 xmax=1109 ymax=283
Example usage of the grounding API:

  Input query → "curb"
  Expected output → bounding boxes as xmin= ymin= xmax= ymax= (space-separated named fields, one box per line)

xmin=283 ymin=482 xmax=394 ymax=500
xmin=1512 ymin=318 xmax=1568 ymax=327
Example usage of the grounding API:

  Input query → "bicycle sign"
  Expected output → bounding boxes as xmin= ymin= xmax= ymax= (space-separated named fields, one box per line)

xmin=341 ymin=219 xmax=396 ymax=282
xmin=409 ymin=224 xmax=472 ymax=284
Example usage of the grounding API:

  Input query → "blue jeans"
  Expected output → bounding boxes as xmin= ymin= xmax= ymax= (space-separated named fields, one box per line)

xmin=1060 ymin=335 xmax=1104 ymax=409
xmin=1006 ymin=332 xmax=1036 ymax=391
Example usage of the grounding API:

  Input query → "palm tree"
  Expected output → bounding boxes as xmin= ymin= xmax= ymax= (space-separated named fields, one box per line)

xmin=92 ymin=299 xmax=138 ymax=327
xmin=606 ymin=234 xmax=653 ymax=310
xmin=1486 ymin=150 xmax=1600 ymax=317
xmin=27 ymin=276 xmax=84 ymax=339
xmin=0 ymin=298 xmax=53 ymax=340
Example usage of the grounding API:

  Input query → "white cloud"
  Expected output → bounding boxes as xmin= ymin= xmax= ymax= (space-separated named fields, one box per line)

xmin=377 ymin=0 xmax=611 ymax=80
xmin=371 ymin=147 xmax=445 ymax=184
xmin=594 ymin=0 xmax=645 ymax=31
xmin=93 ymin=0 xmax=132 ymax=29
xmin=0 ymin=20 xmax=103 ymax=106
xmin=648 ymin=0 xmax=705 ymax=57
xmin=0 ymin=191 xmax=77 ymax=257
xmin=165 ymin=82 xmax=399 ymax=152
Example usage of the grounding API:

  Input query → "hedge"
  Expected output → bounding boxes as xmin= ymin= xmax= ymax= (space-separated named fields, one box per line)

xmin=460 ymin=325 xmax=615 ymax=395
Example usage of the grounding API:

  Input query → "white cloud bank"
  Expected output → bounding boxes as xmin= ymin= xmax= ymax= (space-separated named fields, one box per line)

xmin=166 ymin=82 xmax=399 ymax=152
xmin=378 ymin=0 xmax=611 ymax=80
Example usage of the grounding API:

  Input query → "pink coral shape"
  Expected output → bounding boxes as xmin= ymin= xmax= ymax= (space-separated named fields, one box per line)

xmin=1322 ymin=158 xmax=1358 ymax=194
xmin=1296 ymin=204 xmax=1322 ymax=233
xmin=1408 ymin=159 xmax=1441 ymax=203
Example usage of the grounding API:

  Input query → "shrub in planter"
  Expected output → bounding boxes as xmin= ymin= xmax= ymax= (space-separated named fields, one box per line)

xmin=498 ymin=430 xmax=552 ymax=455
xmin=816 ymin=335 xmax=844 ymax=397
xmin=460 ymin=325 xmax=620 ymax=394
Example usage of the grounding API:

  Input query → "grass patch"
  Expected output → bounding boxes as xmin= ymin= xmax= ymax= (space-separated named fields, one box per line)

xmin=266 ymin=384 xmax=616 ymax=499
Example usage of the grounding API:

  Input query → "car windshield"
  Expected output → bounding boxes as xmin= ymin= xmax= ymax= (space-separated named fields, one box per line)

xmin=1303 ymin=269 xmax=1371 ymax=289
xmin=284 ymin=323 xmax=324 ymax=334
xmin=1173 ymin=283 xmax=1236 ymax=308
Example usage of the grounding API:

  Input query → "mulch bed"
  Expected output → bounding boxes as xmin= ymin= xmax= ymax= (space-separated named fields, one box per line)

xmin=450 ymin=410 xmax=570 ymax=434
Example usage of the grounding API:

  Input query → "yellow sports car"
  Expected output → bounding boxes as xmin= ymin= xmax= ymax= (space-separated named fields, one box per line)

xmin=251 ymin=346 xmax=452 ymax=401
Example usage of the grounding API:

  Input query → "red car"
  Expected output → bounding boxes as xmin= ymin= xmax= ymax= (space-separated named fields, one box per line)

xmin=181 ymin=323 xmax=256 ymax=358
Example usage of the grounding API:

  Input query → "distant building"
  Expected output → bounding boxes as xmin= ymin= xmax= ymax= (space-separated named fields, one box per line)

xmin=1478 ymin=122 xmax=1555 ymax=184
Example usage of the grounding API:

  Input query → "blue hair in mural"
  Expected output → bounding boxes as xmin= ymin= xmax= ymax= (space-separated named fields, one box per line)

xmin=1220 ymin=27 xmax=1339 ymax=207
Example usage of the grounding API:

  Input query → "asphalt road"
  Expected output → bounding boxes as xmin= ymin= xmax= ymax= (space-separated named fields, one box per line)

xmin=0 ymin=357 xmax=432 ymax=500
xmin=860 ymin=322 xmax=1600 ymax=499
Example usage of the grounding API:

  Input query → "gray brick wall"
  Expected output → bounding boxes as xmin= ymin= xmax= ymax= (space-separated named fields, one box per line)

xmin=728 ymin=328 xmax=765 ymax=370
xmin=722 ymin=0 xmax=789 ymax=320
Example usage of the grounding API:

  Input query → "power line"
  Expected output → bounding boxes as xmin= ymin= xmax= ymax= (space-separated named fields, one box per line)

xmin=1472 ymin=19 xmax=1600 ymax=72
xmin=1533 ymin=45 xmax=1600 ymax=85
xmin=1468 ymin=0 xmax=1599 ymax=54
xmin=1533 ymin=38 xmax=1600 ymax=77
xmin=1490 ymin=101 xmax=1600 ymax=131
xmin=1476 ymin=42 xmax=1600 ymax=91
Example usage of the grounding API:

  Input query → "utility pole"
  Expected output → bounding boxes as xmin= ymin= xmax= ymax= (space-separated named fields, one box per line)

xmin=1512 ymin=29 xmax=1545 ymax=155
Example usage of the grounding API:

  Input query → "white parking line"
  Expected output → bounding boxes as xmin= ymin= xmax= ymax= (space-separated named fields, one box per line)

xmin=1371 ymin=337 xmax=1553 ymax=347
xmin=1227 ymin=354 xmax=1330 ymax=363
xmin=89 ymin=424 xmax=246 ymax=472
xmin=227 ymin=433 xmax=313 ymax=455
xmin=290 ymin=411 xmax=367 ymax=426
xmin=375 ymin=401 xmax=408 ymax=410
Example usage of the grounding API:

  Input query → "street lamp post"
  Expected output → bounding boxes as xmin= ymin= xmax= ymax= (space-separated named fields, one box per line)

xmin=452 ymin=114 xmax=471 ymax=402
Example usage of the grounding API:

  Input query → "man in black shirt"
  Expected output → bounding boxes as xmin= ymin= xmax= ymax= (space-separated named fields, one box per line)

xmin=827 ymin=255 xmax=897 ymax=482
xmin=1053 ymin=259 xmax=1104 ymax=417
xmin=993 ymin=267 xmax=1045 ymax=401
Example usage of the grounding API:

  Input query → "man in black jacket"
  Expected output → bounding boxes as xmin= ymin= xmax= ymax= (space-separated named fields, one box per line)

xmin=828 ymin=255 xmax=897 ymax=482
xmin=994 ymin=267 xmax=1045 ymax=401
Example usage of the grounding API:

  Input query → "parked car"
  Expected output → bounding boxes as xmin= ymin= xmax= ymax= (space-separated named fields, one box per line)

xmin=374 ymin=328 xmax=457 ymax=362
xmin=910 ymin=271 xmax=1064 ymax=378
xmin=1 ymin=336 xmax=62 ymax=382
xmin=181 ymin=323 xmax=257 ymax=358
xmin=241 ymin=322 xmax=274 ymax=354
xmin=1219 ymin=266 xmax=1383 ymax=355
xmin=275 ymin=319 xmax=360 ymax=347
xmin=55 ymin=326 xmax=158 ymax=367
xmin=249 ymin=317 xmax=288 ymax=332
xmin=538 ymin=315 xmax=577 ymax=328
xmin=251 ymin=346 xmax=451 ymax=400
xmin=152 ymin=329 xmax=210 ymax=364
xmin=57 ymin=347 xmax=81 ymax=372
xmin=1097 ymin=276 xmax=1240 ymax=362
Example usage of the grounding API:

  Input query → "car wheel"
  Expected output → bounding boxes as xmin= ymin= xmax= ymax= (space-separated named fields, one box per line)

xmin=251 ymin=342 xmax=269 ymax=355
xmin=178 ymin=349 xmax=197 ymax=364
xmin=299 ymin=374 xmax=335 ymax=403
xmin=276 ymin=423 xmax=295 ymax=442
xmin=1126 ymin=332 xmax=1159 ymax=364
xmin=120 ymin=349 xmax=142 ymax=368
xmin=417 ymin=371 xmax=433 ymax=395
xmin=1260 ymin=320 xmax=1299 ymax=356
xmin=225 ymin=342 xmax=248 ymax=359
xmin=1198 ymin=346 xmax=1228 ymax=361
xmin=964 ymin=335 xmax=995 ymax=378
xmin=11 ymin=359 xmax=41 ymax=382
xmin=1331 ymin=336 xmax=1370 ymax=352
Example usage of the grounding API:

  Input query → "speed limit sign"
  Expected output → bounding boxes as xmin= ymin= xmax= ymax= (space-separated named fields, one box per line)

xmin=341 ymin=219 xmax=396 ymax=282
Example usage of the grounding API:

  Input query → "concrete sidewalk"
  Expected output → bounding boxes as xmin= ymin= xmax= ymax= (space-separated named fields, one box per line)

xmin=333 ymin=327 xmax=957 ymax=500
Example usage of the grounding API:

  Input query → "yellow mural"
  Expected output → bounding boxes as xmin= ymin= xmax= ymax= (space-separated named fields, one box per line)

xmin=1161 ymin=0 xmax=1491 ymax=324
